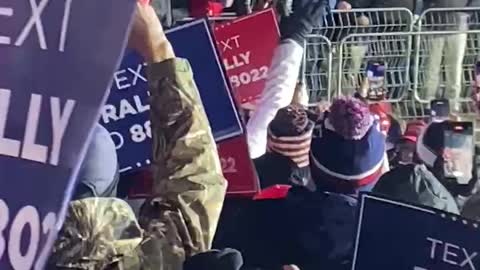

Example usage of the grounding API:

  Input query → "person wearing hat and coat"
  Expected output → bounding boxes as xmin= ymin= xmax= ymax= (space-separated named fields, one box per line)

xmin=373 ymin=120 xmax=476 ymax=215
xmin=48 ymin=3 xmax=228 ymax=269
xmin=222 ymin=96 xmax=388 ymax=270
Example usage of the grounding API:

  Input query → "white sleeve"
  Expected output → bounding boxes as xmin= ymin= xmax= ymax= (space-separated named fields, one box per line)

xmin=246 ymin=39 xmax=304 ymax=159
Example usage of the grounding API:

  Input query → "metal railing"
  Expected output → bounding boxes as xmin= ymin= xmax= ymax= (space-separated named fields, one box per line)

xmin=336 ymin=31 xmax=413 ymax=101
xmin=304 ymin=8 xmax=414 ymax=104
xmin=305 ymin=7 xmax=480 ymax=119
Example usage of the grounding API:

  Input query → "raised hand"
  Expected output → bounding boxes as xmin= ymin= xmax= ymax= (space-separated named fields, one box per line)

xmin=280 ymin=0 xmax=328 ymax=45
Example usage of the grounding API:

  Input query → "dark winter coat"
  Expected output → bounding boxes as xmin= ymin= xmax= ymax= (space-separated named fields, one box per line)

xmin=253 ymin=153 xmax=313 ymax=189
xmin=373 ymin=163 xmax=460 ymax=214
xmin=216 ymin=186 xmax=358 ymax=270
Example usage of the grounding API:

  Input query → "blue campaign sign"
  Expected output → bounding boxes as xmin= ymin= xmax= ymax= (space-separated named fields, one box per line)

xmin=166 ymin=20 xmax=243 ymax=140
xmin=102 ymin=19 xmax=243 ymax=173
xmin=100 ymin=50 xmax=152 ymax=173
xmin=0 ymin=0 xmax=135 ymax=269
xmin=352 ymin=194 xmax=480 ymax=270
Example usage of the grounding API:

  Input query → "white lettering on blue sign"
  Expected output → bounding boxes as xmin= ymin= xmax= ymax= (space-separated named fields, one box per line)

xmin=415 ymin=237 xmax=479 ymax=270
xmin=0 ymin=0 xmax=73 ymax=52
xmin=0 ymin=199 xmax=57 ymax=270
xmin=113 ymin=63 xmax=147 ymax=90
xmin=0 ymin=7 xmax=13 ymax=45
xmin=0 ymin=88 xmax=75 ymax=166
xmin=101 ymin=96 xmax=149 ymax=124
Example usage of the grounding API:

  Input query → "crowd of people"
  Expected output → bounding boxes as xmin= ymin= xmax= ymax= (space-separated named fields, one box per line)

xmin=44 ymin=1 xmax=480 ymax=270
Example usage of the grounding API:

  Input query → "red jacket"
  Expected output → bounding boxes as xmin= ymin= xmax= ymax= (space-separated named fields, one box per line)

xmin=189 ymin=0 xmax=224 ymax=17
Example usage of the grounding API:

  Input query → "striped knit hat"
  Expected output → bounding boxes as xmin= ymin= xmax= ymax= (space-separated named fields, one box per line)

xmin=267 ymin=105 xmax=314 ymax=168
xmin=311 ymin=96 xmax=386 ymax=194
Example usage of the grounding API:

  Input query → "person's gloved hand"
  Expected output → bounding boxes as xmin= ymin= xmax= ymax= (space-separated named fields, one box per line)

xmin=280 ymin=0 xmax=327 ymax=45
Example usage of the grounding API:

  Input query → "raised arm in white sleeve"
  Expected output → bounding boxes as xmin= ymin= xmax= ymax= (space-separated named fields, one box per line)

xmin=246 ymin=39 xmax=304 ymax=159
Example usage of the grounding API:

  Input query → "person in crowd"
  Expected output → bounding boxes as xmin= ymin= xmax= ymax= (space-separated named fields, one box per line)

xmin=72 ymin=124 xmax=120 ymax=200
xmin=189 ymin=0 xmax=229 ymax=17
xmin=310 ymin=0 xmax=369 ymax=96
xmin=254 ymin=104 xmax=315 ymax=189
xmin=342 ymin=0 xmax=416 ymax=12
xmin=244 ymin=0 xmax=327 ymax=186
xmin=226 ymin=0 xmax=294 ymax=16
xmin=48 ymin=3 xmax=227 ymax=269
xmin=368 ymin=103 xmax=403 ymax=171
xmin=460 ymin=154 xmax=480 ymax=218
xmin=369 ymin=103 xmax=393 ymax=137
xmin=310 ymin=97 xmax=387 ymax=194
xmin=385 ymin=115 xmax=403 ymax=167
xmin=373 ymin=119 xmax=480 ymax=215
xmin=223 ymin=96 xmax=387 ymax=270
xmin=387 ymin=120 xmax=424 ymax=168
xmin=419 ymin=0 xmax=475 ymax=109
xmin=246 ymin=0 xmax=326 ymax=159
xmin=414 ymin=120 xmax=478 ymax=210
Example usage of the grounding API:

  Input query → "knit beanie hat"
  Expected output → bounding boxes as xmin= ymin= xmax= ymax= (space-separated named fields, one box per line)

xmin=311 ymin=96 xmax=386 ymax=193
xmin=267 ymin=105 xmax=314 ymax=168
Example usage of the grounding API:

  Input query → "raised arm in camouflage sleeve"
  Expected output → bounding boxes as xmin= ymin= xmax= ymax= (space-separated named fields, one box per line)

xmin=138 ymin=57 xmax=227 ymax=269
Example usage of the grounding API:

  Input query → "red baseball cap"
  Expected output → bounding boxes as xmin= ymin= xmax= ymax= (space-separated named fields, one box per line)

xmin=402 ymin=121 xmax=427 ymax=143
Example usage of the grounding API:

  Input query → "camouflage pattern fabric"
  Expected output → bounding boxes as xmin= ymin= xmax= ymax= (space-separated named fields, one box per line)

xmin=49 ymin=58 xmax=227 ymax=270
xmin=47 ymin=198 xmax=144 ymax=270
xmin=139 ymin=58 xmax=227 ymax=269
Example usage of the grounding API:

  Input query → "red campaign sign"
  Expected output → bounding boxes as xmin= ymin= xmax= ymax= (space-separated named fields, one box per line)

xmin=126 ymin=135 xmax=259 ymax=198
xmin=214 ymin=8 xmax=280 ymax=106
xmin=217 ymin=135 xmax=260 ymax=196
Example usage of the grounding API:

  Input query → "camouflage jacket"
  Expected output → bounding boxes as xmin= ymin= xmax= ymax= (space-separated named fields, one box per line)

xmin=48 ymin=58 xmax=227 ymax=270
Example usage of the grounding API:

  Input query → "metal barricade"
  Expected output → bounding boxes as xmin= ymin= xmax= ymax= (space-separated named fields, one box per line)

xmin=304 ymin=35 xmax=333 ymax=103
xmin=304 ymin=8 xmax=414 ymax=104
xmin=334 ymin=31 xmax=480 ymax=119
xmin=336 ymin=31 xmax=413 ymax=101
xmin=414 ymin=8 xmax=480 ymax=114
xmin=176 ymin=16 xmax=238 ymax=25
